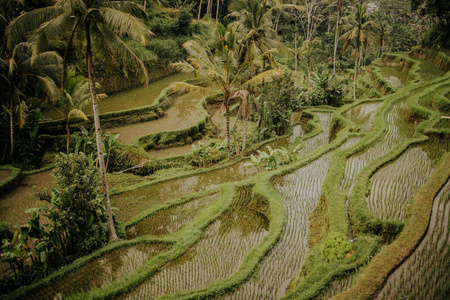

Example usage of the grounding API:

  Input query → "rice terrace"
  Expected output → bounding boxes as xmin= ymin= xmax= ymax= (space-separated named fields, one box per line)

xmin=0 ymin=0 xmax=449 ymax=299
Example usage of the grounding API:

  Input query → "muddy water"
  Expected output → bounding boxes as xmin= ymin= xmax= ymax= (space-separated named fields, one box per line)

xmin=0 ymin=170 xmax=54 ymax=229
xmin=367 ymin=138 xmax=450 ymax=221
xmin=344 ymin=102 xmax=383 ymax=132
xmin=43 ymin=73 xmax=193 ymax=120
xmin=222 ymin=138 xmax=359 ymax=299
xmin=111 ymin=92 xmax=204 ymax=144
xmin=341 ymin=102 xmax=414 ymax=191
xmin=0 ymin=170 xmax=11 ymax=183
xmin=31 ymin=243 xmax=170 ymax=299
xmin=122 ymin=187 xmax=269 ymax=299
xmin=377 ymin=179 xmax=450 ymax=300
xmin=126 ymin=193 xmax=220 ymax=238
xmin=297 ymin=112 xmax=332 ymax=157
xmin=147 ymin=138 xmax=209 ymax=158
xmin=111 ymin=162 xmax=258 ymax=222
xmin=378 ymin=66 xmax=409 ymax=88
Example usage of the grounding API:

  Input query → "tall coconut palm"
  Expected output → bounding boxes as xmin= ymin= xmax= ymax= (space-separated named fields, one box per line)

xmin=339 ymin=4 xmax=377 ymax=100
xmin=332 ymin=0 xmax=344 ymax=74
xmin=6 ymin=0 xmax=153 ymax=241
xmin=228 ymin=0 xmax=283 ymax=68
xmin=297 ymin=37 xmax=320 ymax=82
xmin=169 ymin=24 xmax=283 ymax=152
xmin=0 ymin=43 xmax=60 ymax=157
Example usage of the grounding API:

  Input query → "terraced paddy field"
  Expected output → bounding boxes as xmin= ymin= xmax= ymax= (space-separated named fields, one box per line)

xmin=43 ymin=73 xmax=193 ymax=120
xmin=1 ymin=53 xmax=449 ymax=300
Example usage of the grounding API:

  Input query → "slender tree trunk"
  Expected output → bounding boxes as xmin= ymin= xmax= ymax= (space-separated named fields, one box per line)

xmin=206 ymin=0 xmax=212 ymax=18
xmin=215 ymin=0 xmax=219 ymax=22
xmin=242 ymin=113 xmax=248 ymax=152
xmin=225 ymin=94 xmax=230 ymax=153
xmin=333 ymin=9 xmax=340 ymax=75
xmin=85 ymin=20 xmax=118 ymax=242
xmin=307 ymin=54 xmax=311 ymax=82
xmin=9 ymin=97 xmax=14 ymax=156
xmin=353 ymin=55 xmax=358 ymax=101
xmin=198 ymin=0 xmax=203 ymax=20
xmin=294 ymin=25 xmax=298 ymax=85
xmin=232 ymin=106 xmax=241 ymax=129
xmin=61 ymin=19 xmax=80 ymax=89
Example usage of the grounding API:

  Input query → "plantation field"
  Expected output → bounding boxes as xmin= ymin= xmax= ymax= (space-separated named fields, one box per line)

xmin=1 ymin=53 xmax=449 ymax=300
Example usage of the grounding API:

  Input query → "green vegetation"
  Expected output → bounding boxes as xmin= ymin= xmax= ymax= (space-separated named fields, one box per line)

xmin=1 ymin=0 xmax=450 ymax=299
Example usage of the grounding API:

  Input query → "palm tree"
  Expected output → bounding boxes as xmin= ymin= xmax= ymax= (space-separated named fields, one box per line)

xmin=169 ymin=24 xmax=283 ymax=152
xmin=6 ymin=0 xmax=153 ymax=241
xmin=332 ymin=0 xmax=344 ymax=74
xmin=378 ymin=21 xmax=390 ymax=58
xmin=0 ymin=43 xmax=60 ymax=157
xmin=53 ymin=71 xmax=106 ymax=154
xmin=296 ymin=37 xmax=320 ymax=82
xmin=228 ymin=0 xmax=283 ymax=68
xmin=339 ymin=4 xmax=377 ymax=100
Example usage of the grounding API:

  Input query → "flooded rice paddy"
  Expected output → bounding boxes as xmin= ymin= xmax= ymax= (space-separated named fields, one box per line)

xmin=0 ymin=170 xmax=54 ymax=229
xmin=43 ymin=73 xmax=193 ymax=120
xmin=2 ymin=55 xmax=449 ymax=299
xmin=377 ymin=179 xmax=450 ymax=300
xmin=367 ymin=138 xmax=450 ymax=221
xmin=341 ymin=102 xmax=414 ymax=191
xmin=344 ymin=101 xmax=383 ymax=132
xmin=126 ymin=193 xmax=220 ymax=238
xmin=111 ymin=162 xmax=258 ymax=222
xmin=32 ymin=243 xmax=170 ymax=299
xmin=112 ymin=92 xmax=204 ymax=144
xmin=122 ymin=187 xmax=269 ymax=299
xmin=377 ymin=66 xmax=409 ymax=88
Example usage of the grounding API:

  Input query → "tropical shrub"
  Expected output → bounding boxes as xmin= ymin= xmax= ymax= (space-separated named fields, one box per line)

xmin=247 ymin=146 xmax=298 ymax=170
xmin=320 ymin=232 xmax=353 ymax=263
xmin=258 ymin=75 xmax=299 ymax=139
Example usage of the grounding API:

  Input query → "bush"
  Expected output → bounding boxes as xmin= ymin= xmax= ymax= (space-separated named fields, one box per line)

xmin=258 ymin=75 xmax=299 ymax=139
xmin=320 ymin=232 xmax=353 ymax=263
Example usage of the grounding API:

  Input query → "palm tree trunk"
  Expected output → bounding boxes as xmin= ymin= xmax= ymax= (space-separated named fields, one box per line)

xmin=225 ymin=94 xmax=230 ymax=153
xmin=215 ymin=0 xmax=220 ymax=22
xmin=242 ymin=114 xmax=248 ymax=152
xmin=232 ymin=106 xmax=241 ymax=129
xmin=294 ymin=32 xmax=298 ymax=83
xmin=353 ymin=56 xmax=358 ymax=101
xmin=307 ymin=54 xmax=311 ymax=82
xmin=85 ymin=20 xmax=118 ymax=242
xmin=206 ymin=0 xmax=212 ymax=18
xmin=198 ymin=0 xmax=203 ymax=20
xmin=9 ymin=97 xmax=14 ymax=156
xmin=333 ymin=9 xmax=340 ymax=75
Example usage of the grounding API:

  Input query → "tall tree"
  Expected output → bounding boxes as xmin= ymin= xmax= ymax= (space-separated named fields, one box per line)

xmin=339 ymin=4 xmax=377 ymax=100
xmin=228 ymin=0 xmax=283 ymax=68
xmin=6 ymin=0 xmax=153 ymax=241
xmin=0 ymin=43 xmax=60 ymax=157
xmin=169 ymin=24 xmax=283 ymax=152
xmin=53 ymin=71 xmax=105 ymax=154
xmin=333 ymin=0 xmax=344 ymax=74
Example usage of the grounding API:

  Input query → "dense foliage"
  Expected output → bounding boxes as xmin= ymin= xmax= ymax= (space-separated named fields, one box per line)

xmin=0 ymin=153 xmax=107 ymax=293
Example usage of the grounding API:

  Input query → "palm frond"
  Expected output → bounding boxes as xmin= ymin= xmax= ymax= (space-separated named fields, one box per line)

xmin=168 ymin=82 xmax=209 ymax=94
xmin=241 ymin=68 xmax=284 ymax=90
xmin=6 ymin=6 xmax=63 ymax=50
xmin=95 ymin=23 xmax=149 ymax=84
xmin=68 ymin=108 xmax=89 ymax=121
xmin=100 ymin=7 xmax=154 ymax=45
